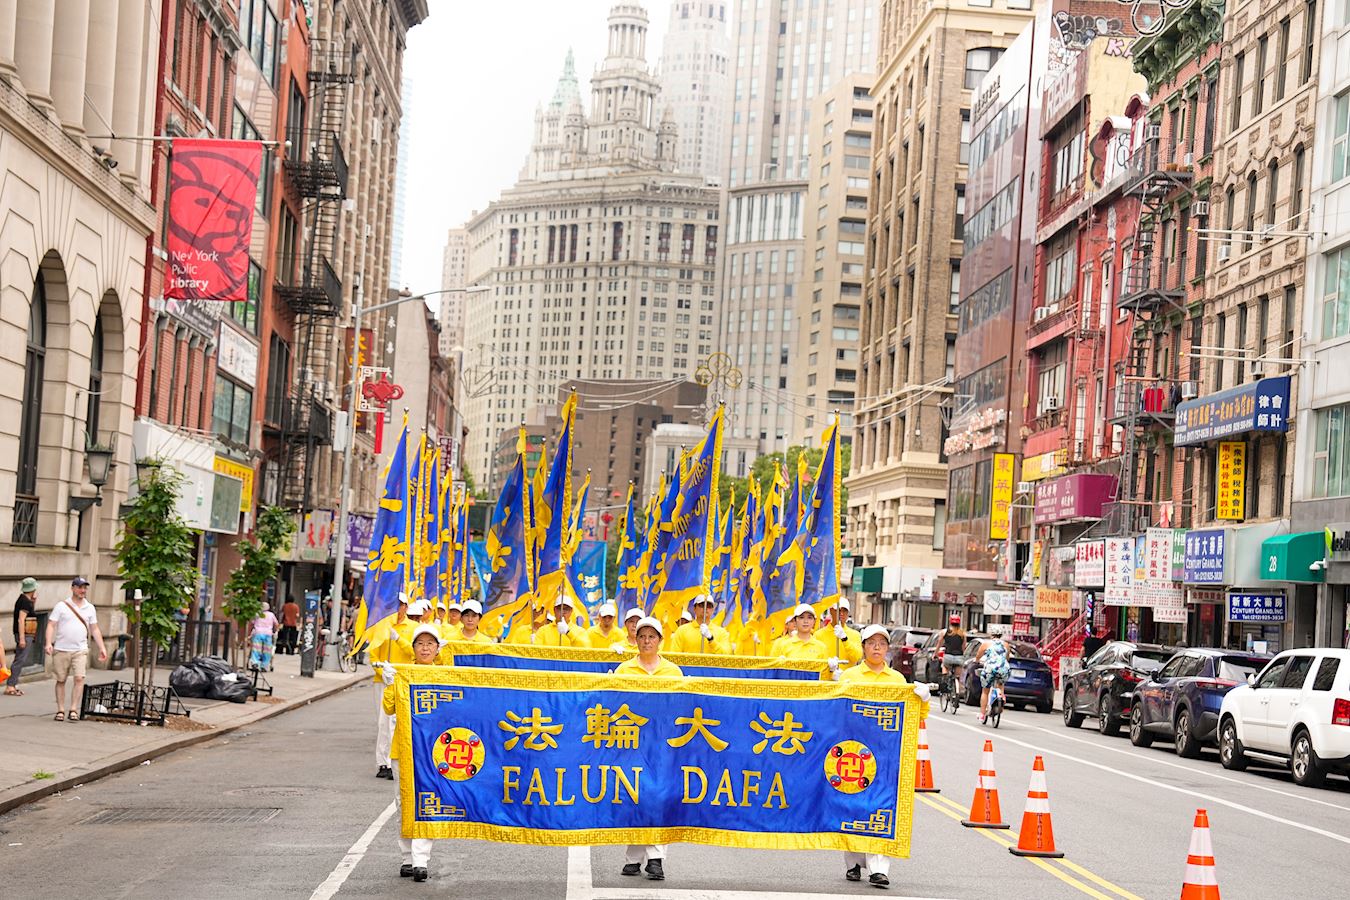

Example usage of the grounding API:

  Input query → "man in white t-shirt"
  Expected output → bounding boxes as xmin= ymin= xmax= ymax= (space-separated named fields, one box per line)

xmin=44 ymin=577 xmax=106 ymax=721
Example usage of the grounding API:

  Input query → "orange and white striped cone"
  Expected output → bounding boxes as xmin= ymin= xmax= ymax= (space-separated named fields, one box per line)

xmin=1180 ymin=809 xmax=1221 ymax=900
xmin=914 ymin=719 xmax=939 ymax=793
xmin=961 ymin=739 xmax=1009 ymax=829
xmin=1009 ymin=756 xmax=1063 ymax=858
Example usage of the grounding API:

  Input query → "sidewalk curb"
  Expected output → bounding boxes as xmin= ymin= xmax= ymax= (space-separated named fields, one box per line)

xmin=0 ymin=672 xmax=368 ymax=818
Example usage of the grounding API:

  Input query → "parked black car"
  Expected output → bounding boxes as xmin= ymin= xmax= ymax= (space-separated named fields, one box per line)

xmin=888 ymin=627 xmax=934 ymax=679
xmin=960 ymin=638 xmax=1055 ymax=713
xmin=912 ymin=630 xmax=990 ymax=684
xmin=1129 ymin=648 xmax=1271 ymax=757
xmin=1063 ymin=640 xmax=1174 ymax=735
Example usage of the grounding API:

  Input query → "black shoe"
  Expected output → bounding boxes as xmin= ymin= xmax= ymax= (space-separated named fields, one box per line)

xmin=869 ymin=872 xmax=889 ymax=888
xmin=377 ymin=766 xmax=394 ymax=780
xmin=412 ymin=867 xmax=428 ymax=882
xmin=621 ymin=863 xmax=642 ymax=876
xmin=645 ymin=859 xmax=664 ymax=881
xmin=400 ymin=864 xmax=414 ymax=878
xmin=846 ymin=864 xmax=862 ymax=882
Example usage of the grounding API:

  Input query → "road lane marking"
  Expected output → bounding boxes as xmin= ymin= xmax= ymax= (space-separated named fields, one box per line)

xmin=918 ymin=795 xmax=1116 ymax=900
xmin=925 ymin=792 xmax=1142 ymax=900
xmin=927 ymin=715 xmax=1350 ymax=846
xmin=1018 ymin=720 xmax=1350 ymax=814
xmin=566 ymin=845 xmax=592 ymax=899
xmin=309 ymin=800 xmax=397 ymax=900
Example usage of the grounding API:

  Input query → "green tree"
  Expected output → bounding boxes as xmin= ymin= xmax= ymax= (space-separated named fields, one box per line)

xmin=222 ymin=505 xmax=297 ymax=667
xmin=115 ymin=461 xmax=199 ymax=688
xmin=461 ymin=464 xmax=487 ymax=501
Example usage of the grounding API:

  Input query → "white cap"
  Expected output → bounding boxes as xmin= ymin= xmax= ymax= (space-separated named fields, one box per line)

xmin=792 ymin=603 xmax=816 ymax=618
xmin=398 ymin=591 xmax=410 ymax=606
xmin=597 ymin=602 xmax=617 ymax=617
xmin=635 ymin=616 xmax=664 ymax=638
xmin=553 ymin=594 xmax=575 ymax=609
xmin=449 ymin=600 xmax=463 ymax=612
xmin=692 ymin=593 xmax=715 ymax=607
xmin=461 ymin=599 xmax=483 ymax=615
xmin=678 ymin=608 xmax=693 ymax=622
xmin=838 ymin=597 xmax=851 ymax=610
xmin=623 ymin=607 xmax=644 ymax=622
xmin=859 ymin=624 xmax=889 ymax=644
xmin=410 ymin=624 xmax=447 ymax=648
xmin=406 ymin=597 xmax=432 ymax=616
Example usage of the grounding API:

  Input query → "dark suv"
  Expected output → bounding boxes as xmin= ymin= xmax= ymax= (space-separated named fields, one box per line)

xmin=1063 ymin=640 xmax=1173 ymax=735
xmin=1129 ymin=648 xmax=1271 ymax=757
xmin=888 ymin=627 xmax=934 ymax=679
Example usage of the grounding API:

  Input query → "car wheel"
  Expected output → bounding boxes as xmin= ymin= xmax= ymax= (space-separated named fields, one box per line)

xmin=1219 ymin=717 xmax=1248 ymax=771
xmin=1098 ymin=694 xmax=1120 ymax=736
xmin=1174 ymin=709 xmax=1201 ymax=759
xmin=1063 ymin=690 xmax=1084 ymax=728
xmin=1129 ymin=705 xmax=1154 ymax=747
xmin=1291 ymin=730 xmax=1327 ymax=788
xmin=1036 ymin=701 xmax=1053 ymax=714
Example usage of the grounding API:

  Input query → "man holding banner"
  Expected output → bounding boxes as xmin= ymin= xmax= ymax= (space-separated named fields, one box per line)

xmin=668 ymin=594 xmax=732 ymax=655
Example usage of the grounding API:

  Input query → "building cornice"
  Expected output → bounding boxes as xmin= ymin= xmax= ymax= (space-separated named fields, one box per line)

xmin=1132 ymin=0 xmax=1226 ymax=93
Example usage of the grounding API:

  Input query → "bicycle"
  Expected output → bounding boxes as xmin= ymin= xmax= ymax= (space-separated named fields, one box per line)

xmin=938 ymin=665 xmax=963 ymax=715
xmin=984 ymin=681 xmax=1005 ymax=728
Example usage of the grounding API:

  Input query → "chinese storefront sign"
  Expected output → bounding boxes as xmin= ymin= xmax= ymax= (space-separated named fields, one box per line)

xmin=1031 ymin=540 xmax=1044 ymax=582
xmin=1136 ymin=583 xmax=1187 ymax=623
xmin=1171 ymin=529 xmax=1187 ymax=582
xmin=1144 ymin=529 xmax=1174 ymax=583
xmin=1186 ymin=588 xmax=1225 ymax=605
xmin=1215 ymin=441 xmax=1246 ymax=521
xmin=1183 ymin=529 xmax=1227 ymax=584
xmin=1074 ymin=540 xmax=1105 ymax=587
xmin=983 ymin=590 xmax=1016 ymax=616
xmin=1227 ymin=591 xmax=1286 ymax=623
xmin=1013 ymin=612 xmax=1033 ymax=635
xmin=1033 ymin=473 xmax=1118 ymax=524
xmin=1034 ymin=587 xmax=1072 ymax=618
xmin=989 ymin=453 xmax=1015 ymax=540
xmin=1174 ymin=376 xmax=1291 ymax=446
xmin=1104 ymin=537 xmax=1134 ymax=605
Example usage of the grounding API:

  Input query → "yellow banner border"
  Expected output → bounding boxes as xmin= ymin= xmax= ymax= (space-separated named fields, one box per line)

xmin=441 ymin=640 xmax=831 ymax=678
xmin=392 ymin=665 xmax=918 ymax=856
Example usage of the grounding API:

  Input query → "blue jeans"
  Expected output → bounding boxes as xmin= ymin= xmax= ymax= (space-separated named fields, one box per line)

xmin=6 ymin=639 xmax=37 ymax=687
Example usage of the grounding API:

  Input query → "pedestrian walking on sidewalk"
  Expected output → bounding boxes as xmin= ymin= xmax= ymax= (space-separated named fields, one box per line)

xmin=44 ymin=577 xmax=106 ymax=722
xmin=279 ymin=597 xmax=300 ymax=654
xmin=5 ymin=577 xmax=40 ymax=696
xmin=248 ymin=603 xmax=280 ymax=671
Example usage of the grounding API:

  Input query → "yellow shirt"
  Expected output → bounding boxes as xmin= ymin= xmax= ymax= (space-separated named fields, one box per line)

xmin=610 ymin=637 xmax=638 ymax=653
xmin=456 ymin=629 xmax=493 ymax=645
xmin=840 ymin=663 xmax=908 ymax=683
xmin=780 ymin=635 xmax=830 ymax=661
xmin=386 ymin=619 xmax=418 ymax=665
xmin=816 ymin=624 xmax=864 ymax=667
xmin=668 ymin=621 xmax=732 ymax=655
xmin=615 ymin=657 xmax=684 ymax=677
xmin=532 ymin=622 xmax=593 ymax=648
xmin=381 ymin=683 xmax=404 ymax=759
xmin=588 ymin=624 xmax=621 ymax=646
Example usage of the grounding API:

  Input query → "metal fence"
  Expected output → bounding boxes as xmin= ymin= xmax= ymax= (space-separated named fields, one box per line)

xmin=134 ymin=619 xmax=234 ymax=668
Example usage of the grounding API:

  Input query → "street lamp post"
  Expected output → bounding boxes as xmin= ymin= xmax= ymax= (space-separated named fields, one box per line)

xmin=324 ymin=284 xmax=488 ymax=670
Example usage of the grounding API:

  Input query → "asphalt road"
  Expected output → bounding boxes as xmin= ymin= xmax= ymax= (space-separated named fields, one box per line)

xmin=2 ymin=682 xmax=1347 ymax=899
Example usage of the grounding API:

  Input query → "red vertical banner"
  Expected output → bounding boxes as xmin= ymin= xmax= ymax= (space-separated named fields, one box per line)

xmin=164 ymin=139 xmax=262 ymax=302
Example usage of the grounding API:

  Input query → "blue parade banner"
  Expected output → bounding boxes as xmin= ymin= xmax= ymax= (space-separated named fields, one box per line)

xmin=392 ymin=667 xmax=919 ymax=854
xmin=441 ymin=640 xmax=830 ymax=681
xmin=568 ymin=540 xmax=607 ymax=610
xmin=468 ymin=540 xmax=493 ymax=598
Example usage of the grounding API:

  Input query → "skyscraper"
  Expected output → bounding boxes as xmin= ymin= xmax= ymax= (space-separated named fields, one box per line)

xmin=439 ymin=227 xmax=468 ymax=357
xmin=656 ymin=1 xmax=731 ymax=181
xmin=718 ymin=0 xmax=878 ymax=453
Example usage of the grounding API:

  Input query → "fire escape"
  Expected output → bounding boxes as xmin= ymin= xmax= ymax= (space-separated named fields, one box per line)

xmin=273 ymin=41 xmax=353 ymax=510
xmin=1108 ymin=123 xmax=1195 ymax=535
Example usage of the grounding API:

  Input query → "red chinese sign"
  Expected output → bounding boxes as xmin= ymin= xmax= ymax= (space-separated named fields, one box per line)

xmin=164 ymin=140 xmax=262 ymax=302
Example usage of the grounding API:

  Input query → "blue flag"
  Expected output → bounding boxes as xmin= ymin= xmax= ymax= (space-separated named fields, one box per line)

xmin=655 ymin=406 xmax=723 ymax=622
xmin=355 ymin=421 xmax=411 ymax=652
xmin=536 ymin=393 xmax=577 ymax=605
xmin=482 ymin=429 xmax=535 ymax=638
xmin=567 ymin=539 xmax=608 ymax=611
xmin=614 ymin=483 xmax=643 ymax=619
xmin=779 ymin=421 xmax=844 ymax=618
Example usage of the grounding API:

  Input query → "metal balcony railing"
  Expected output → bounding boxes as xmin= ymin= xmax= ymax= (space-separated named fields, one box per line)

xmin=273 ymin=255 xmax=341 ymax=316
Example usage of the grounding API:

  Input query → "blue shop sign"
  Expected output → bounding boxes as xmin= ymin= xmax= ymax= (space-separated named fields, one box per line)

xmin=1174 ymin=376 xmax=1291 ymax=446
xmin=1183 ymin=528 xmax=1227 ymax=584
xmin=1228 ymin=591 xmax=1286 ymax=623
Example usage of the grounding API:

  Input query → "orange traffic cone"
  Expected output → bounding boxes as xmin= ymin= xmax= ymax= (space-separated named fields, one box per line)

xmin=914 ymin=719 xmax=939 ymax=793
xmin=1180 ymin=809 xmax=1221 ymax=900
xmin=1009 ymin=756 xmax=1063 ymax=858
xmin=960 ymin=739 xmax=1009 ymax=829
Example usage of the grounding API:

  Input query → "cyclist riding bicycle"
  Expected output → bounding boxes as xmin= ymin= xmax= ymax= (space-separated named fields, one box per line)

xmin=938 ymin=614 xmax=967 ymax=685
xmin=977 ymin=636 xmax=1012 ymax=724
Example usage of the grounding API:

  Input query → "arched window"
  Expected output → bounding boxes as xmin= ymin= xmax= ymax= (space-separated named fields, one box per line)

xmin=15 ymin=272 xmax=47 ymax=544
xmin=87 ymin=317 xmax=104 ymax=442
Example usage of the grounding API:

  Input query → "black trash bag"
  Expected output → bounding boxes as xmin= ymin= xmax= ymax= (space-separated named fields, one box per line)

xmin=169 ymin=663 xmax=212 ymax=698
xmin=210 ymin=672 xmax=252 ymax=704
xmin=192 ymin=655 xmax=234 ymax=679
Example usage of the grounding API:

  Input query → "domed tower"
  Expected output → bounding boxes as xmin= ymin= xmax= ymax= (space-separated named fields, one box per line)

xmin=656 ymin=105 xmax=678 ymax=171
xmin=589 ymin=4 xmax=663 ymax=169
xmin=561 ymin=96 xmax=586 ymax=167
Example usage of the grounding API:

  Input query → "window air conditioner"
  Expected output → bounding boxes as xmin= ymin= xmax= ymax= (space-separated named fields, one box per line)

xmin=1033 ymin=305 xmax=1053 ymax=323
xmin=1183 ymin=153 xmax=1194 ymax=166
xmin=1217 ymin=244 xmax=1231 ymax=262
xmin=1192 ymin=200 xmax=1209 ymax=216
xmin=1180 ymin=381 xmax=1198 ymax=400
xmin=1042 ymin=396 xmax=1062 ymax=411
xmin=1145 ymin=123 xmax=1162 ymax=140
xmin=1017 ymin=481 xmax=1033 ymax=495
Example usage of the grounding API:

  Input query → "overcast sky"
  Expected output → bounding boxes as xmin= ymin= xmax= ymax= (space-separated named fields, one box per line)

xmin=398 ymin=1 xmax=673 ymax=299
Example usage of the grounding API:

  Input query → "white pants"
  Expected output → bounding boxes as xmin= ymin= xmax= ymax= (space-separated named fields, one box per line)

xmin=392 ymin=759 xmax=433 ymax=867
xmin=374 ymin=687 xmax=392 ymax=768
xmin=626 ymin=844 xmax=666 ymax=864
xmin=844 ymin=852 xmax=890 ymax=878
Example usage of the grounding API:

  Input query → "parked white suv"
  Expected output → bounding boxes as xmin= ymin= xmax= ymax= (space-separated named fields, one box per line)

xmin=1218 ymin=648 xmax=1350 ymax=787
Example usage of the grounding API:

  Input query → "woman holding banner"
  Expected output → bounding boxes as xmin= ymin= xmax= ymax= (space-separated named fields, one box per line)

xmin=614 ymin=616 xmax=681 ymax=880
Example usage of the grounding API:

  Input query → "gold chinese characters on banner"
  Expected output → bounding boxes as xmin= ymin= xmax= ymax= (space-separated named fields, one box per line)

xmin=1216 ymin=441 xmax=1246 ymax=521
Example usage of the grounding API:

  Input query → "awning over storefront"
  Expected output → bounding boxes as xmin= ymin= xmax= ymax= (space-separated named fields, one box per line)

xmin=854 ymin=566 xmax=884 ymax=593
xmin=1174 ymin=375 xmax=1291 ymax=446
xmin=1260 ymin=532 xmax=1326 ymax=583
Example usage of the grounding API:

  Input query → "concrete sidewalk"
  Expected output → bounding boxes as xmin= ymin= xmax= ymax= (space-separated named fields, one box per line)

xmin=0 ymin=650 xmax=368 ymax=815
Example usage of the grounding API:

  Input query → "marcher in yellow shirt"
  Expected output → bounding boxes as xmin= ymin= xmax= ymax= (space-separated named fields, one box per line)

xmin=663 ymin=608 xmax=694 ymax=651
xmin=613 ymin=616 xmax=678 ymax=880
xmin=777 ymin=604 xmax=843 ymax=680
xmin=588 ymin=602 xmax=621 ymax=646
xmin=454 ymin=599 xmax=493 ymax=645
xmin=769 ymin=616 xmax=799 ymax=656
xmin=378 ymin=624 xmax=443 ymax=883
xmin=532 ymin=595 xmax=593 ymax=648
xmin=503 ymin=606 xmax=547 ymax=645
xmin=668 ymin=593 xmax=732 ymax=654
xmin=817 ymin=598 xmax=863 ymax=668
xmin=371 ymin=594 xmax=411 ymax=781
xmin=839 ymin=624 xmax=931 ymax=889
xmin=445 ymin=601 xmax=463 ymax=634
xmin=609 ymin=607 xmax=643 ymax=652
